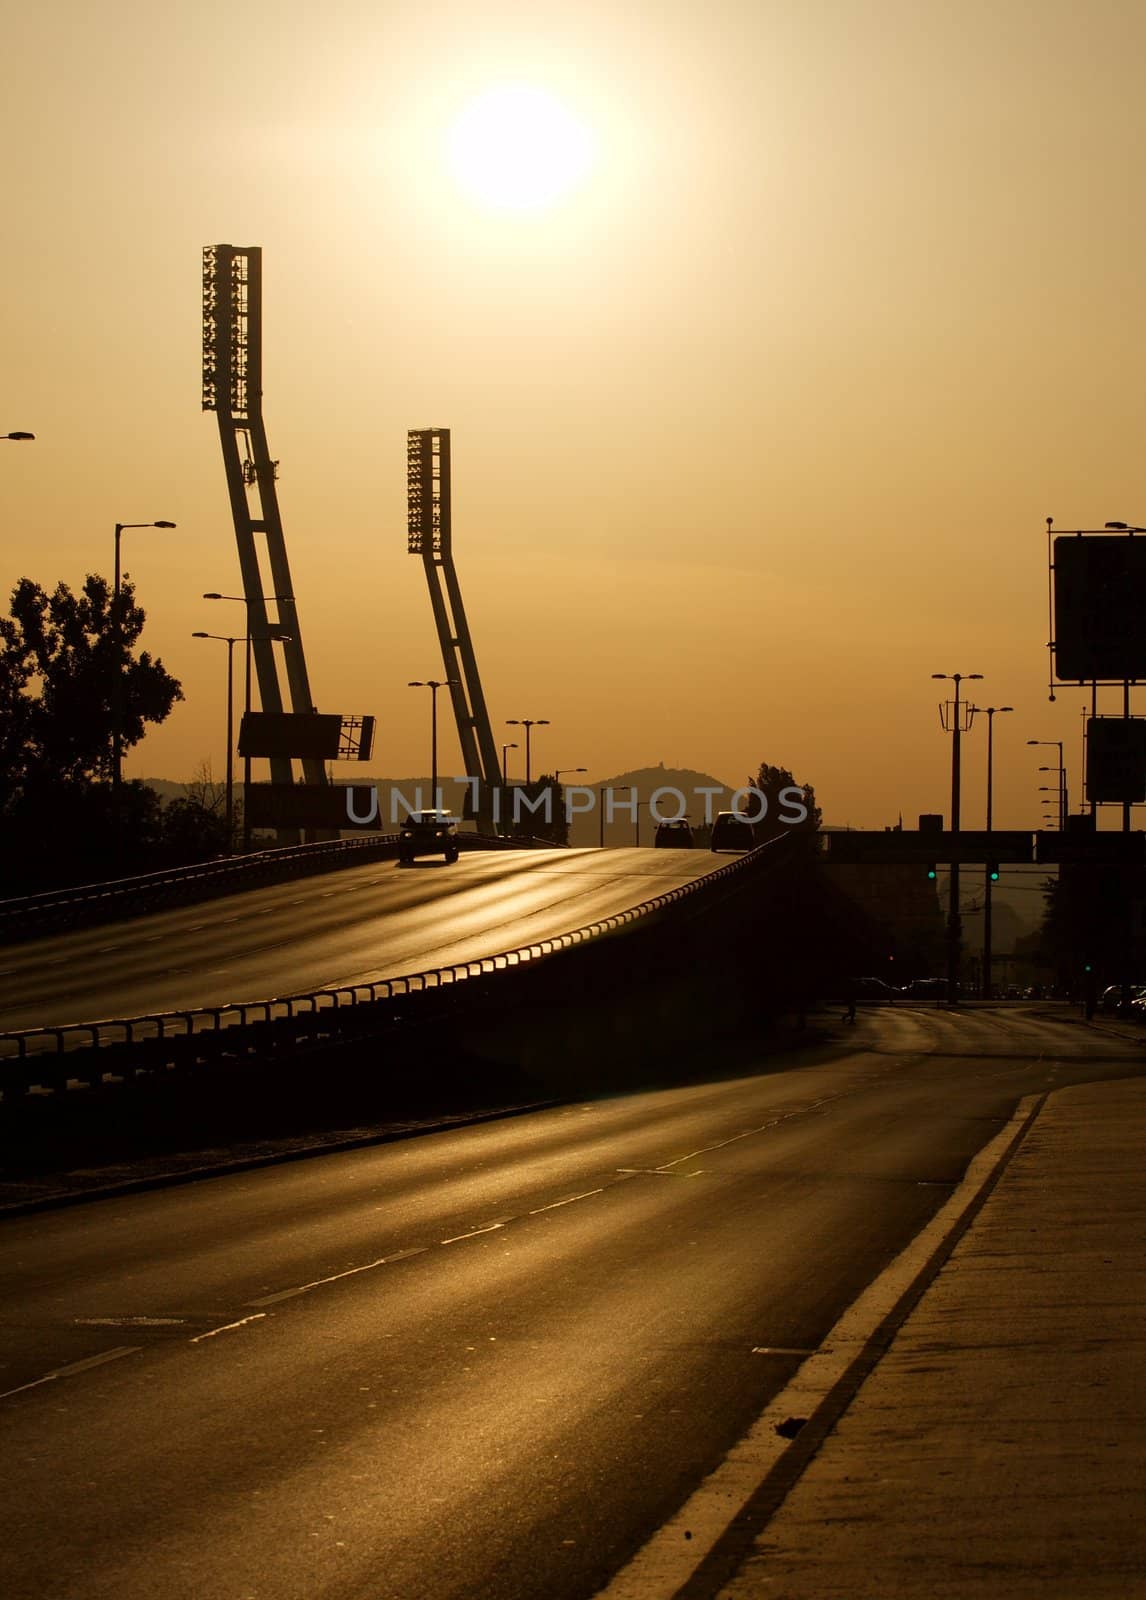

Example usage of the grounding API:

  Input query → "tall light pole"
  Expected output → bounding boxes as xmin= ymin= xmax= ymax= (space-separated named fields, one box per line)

xmin=191 ymin=633 xmax=239 ymax=852
xmin=933 ymin=671 xmax=982 ymax=1005
xmin=501 ymin=742 xmax=518 ymax=781
xmin=555 ymin=767 xmax=587 ymax=784
xmin=977 ymin=704 xmax=1013 ymax=998
xmin=506 ymin=718 xmax=549 ymax=785
xmin=112 ymin=520 xmax=176 ymax=792
xmin=1029 ymin=740 xmax=1065 ymax=828
xmin=111 ymin=520 xmax=175 ymax=868
xmin=205 ymin=592 xmax=292 ymax=850
xmin=2 ymin=432 xmax=35 ymax=442
xmin=409 ymin=680 xmax=457 ymax=810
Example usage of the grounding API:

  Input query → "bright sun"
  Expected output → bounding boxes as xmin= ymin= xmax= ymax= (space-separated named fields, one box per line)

xmin=444 ymin=84 xmax=596 ymax=214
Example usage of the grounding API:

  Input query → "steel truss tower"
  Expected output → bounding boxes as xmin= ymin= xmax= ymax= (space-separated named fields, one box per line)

xmin=407 ymin=429 xmax=501 ymax=831
xmin=201 ymin=244 xmax=325 ymax=789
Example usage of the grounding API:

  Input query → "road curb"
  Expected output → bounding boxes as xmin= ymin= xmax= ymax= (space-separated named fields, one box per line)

xmin=593 ymin=1090 xmax=1047 ymax=1600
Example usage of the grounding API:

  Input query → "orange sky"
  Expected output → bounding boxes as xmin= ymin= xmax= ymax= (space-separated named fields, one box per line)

xmin=3 ymin=0 xmax=1144 ymax=829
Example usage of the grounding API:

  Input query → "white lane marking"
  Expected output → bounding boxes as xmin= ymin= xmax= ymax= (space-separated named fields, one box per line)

xmin=190 ymin=1313 xmax=266 ymax=1343
xmin=185 ymin=924 xmax=205 ymax=933
xmin=592 ymin=1096 xmax=1040 ymax=1600
xmin=654 ymin=1099 xmax=839 ymax=1171
xmin=95 ymin=944 xmax=121 ymax=954
xmin=0 ymin=1345 xmax=141 ymax=1402
xmin=528 ymin=1187 xmax=605 ymax=1215
xmin=247 ymin=1246 xmax=428 ymax=1307
xmin=441 ymin=1222 xmax=505 ymax=1244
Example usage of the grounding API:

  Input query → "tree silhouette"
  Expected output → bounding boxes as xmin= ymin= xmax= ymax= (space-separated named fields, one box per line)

xmin=747 ymin=760 xmax=821 ymax=846
xmin=0 ymin=573 xmax=182 ymax=890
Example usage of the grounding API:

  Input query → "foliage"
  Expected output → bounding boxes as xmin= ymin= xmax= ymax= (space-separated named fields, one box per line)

xmin=747 ymin=760 xmax=822 ymax=846
xmin=511 ymin=774 xmax=570 ymax=846
xmin=0 ymin=574 xmax=183 ymax=892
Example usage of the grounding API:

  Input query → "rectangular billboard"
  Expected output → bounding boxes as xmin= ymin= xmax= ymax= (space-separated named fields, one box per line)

xmin=1053 ymin=536 xmax=1146 ymax=682
xmin=1087 ymin=718 xmax=1146 ymax=804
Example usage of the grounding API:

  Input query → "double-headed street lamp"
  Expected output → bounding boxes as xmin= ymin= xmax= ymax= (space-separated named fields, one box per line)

xmin=1028 ymin=740 xmax=1066 ymax=829
xmin=409 ymin=680 xmax=458 ymax=809
xmin=976 ymin=704 xmax=1013 ymax=998
xmin=506 ymin=719 xmax=549 ymax=785
xmin=933 ymin=671 xmax=982 ymax=1004
xmin=204 ymin=592 xmax=293 ymax=850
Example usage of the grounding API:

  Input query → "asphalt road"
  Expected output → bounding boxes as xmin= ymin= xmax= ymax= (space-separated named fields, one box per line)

xmin=1 ymin=1005 xmax=1141 ymax=1600
xmin=0 ymin=847 xmax=722 ymax=1032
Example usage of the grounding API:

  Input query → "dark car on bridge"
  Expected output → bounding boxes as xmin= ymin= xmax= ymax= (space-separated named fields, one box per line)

xmin=654 ymin=819 xmax=694 ymax=848
xmin=710 ymin=811 xmax=755 ymax=853
xmin=398 ymin=811 xmax=460 ymax=865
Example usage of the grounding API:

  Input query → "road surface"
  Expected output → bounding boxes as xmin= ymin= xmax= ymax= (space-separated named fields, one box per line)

xmin=0 ymin=847 xmax=721 ymax=1032
xmin=1 ymin=1004 xmax=1141 ymax=1599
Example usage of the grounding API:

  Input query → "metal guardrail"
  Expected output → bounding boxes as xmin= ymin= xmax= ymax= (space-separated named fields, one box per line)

xmin=0 ymin=830 xmax=563 ymax=944
xmin=0 ymin=838 xmax=787 ymax=1094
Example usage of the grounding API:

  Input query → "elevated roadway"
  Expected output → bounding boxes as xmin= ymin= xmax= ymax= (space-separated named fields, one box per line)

xmin=0 ymin=847 xmax=722 ymax=1034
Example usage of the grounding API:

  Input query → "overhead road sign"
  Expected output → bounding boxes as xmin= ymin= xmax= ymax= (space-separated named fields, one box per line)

xmin=1035 ymin=830 xmax=1146 ymax=866
xmin=1087 ymin=718 xmax=1146 ymax=804
xmin=1053 ymin=534 xmax=1146 ymax=682
xmin=824 ymin=831 xmax=1033 ymax=865
xmin=246 ymin=784 xmax=383 ymax=830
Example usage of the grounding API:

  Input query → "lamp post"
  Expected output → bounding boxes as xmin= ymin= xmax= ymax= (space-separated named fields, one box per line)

xmin=204 ymin=592 xmax=292 ymax=850
xmin=976 ymin=704 xmax=1013 ymax=998
xmin=501 ymin=742 xmax=518 ymax=781
xmin=2 ymin=432 xmax=35 ymax=442
xmin=409 ymin=680 xmax=457 ymax=810
xmin=933 ymin=671 xmax=982 ymax=1004
xmin=112 ymin=520 xmax=176 ymax=792
xmin=554 ymin=767 xmax=586 ymax=784
xmin=1029 ymin=740 xmax=1066 ymax=828
xmin=191 ymin=633 xmax=240 ymax=852
xmin=506 ymin=718 xmax=549 ymax=785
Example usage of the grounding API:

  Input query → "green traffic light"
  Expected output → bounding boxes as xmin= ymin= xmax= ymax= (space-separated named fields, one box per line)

xmin=926 ymin=865 xmax=938 ymax=880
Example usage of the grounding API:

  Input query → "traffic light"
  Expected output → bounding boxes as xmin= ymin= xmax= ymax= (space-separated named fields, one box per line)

xmin=926 ymin=864 xmax=938 ymax=881
xmin=987 ymin=862 xmax=1000 ymax=881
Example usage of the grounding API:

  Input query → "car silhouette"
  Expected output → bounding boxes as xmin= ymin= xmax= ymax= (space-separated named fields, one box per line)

xmin=710 ymin=811 xmax=755 ymax=852
xmin=653 ymin=819 xmax=694 ymax=848
xmin=398 ymin=811 xmax=460 ymax=865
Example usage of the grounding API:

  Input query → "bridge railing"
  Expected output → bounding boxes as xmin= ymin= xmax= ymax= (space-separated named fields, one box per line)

xmin=0 ymin=837 xmax=789 ymax=1095
xmin=0 ymin=830 xmax=562 ymax=944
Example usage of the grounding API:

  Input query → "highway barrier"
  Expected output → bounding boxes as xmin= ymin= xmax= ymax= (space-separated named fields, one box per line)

xmin=0 ymin=830 xmax=562 ymax=945
xmin=0 ymin=836 xmax=794 ymax=1098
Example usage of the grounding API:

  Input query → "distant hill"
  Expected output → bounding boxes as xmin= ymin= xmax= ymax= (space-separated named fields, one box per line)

xmin=140 ymin=778 xmax=191 ymax=806
xmin=564 ymin=765 xmax=739 ymax=848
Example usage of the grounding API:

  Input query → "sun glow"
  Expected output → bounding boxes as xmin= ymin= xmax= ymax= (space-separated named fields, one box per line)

xmin=444 ymin=84 xmax=596 ymax=213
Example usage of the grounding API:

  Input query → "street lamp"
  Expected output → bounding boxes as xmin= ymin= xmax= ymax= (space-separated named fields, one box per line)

xmin=192 ymin=633 xmax=239 ymax=852
xmin=933 ymin=671 xmax=983 ymax=1005
xmin=1029 ymin=740 xmax=1066 ymax=828
xmin=112 ymin=520 xmax=176 ymax=790
xmin=204 ymin=592 xmax=292 ymax=850
xmin=111 ymin=519 xmax=176 ymax=867
xmin=501 ymin=742 xmax=518 ymax=781
xmin=409 ymin=680 xmax=458 ymax=809
xmin=974 ymin=704 xmax=1013 ymax=999
xmin=506 ymin=718 xmax=549 ymax=785
xmin=2 ymin=432 xmax=34 ymax=441
xmin=554 ymin=767 xmax=587 ymax=784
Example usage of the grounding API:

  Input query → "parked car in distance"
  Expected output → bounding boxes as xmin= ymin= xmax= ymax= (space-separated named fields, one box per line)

xmin=855 ymin=977 xmax=899 ymax=1003
xmin=398 ymin=811 xmax=460 ymax=865
xmin=710 ymin=811 xmax=755 ymax=853
xmin=654 ymin=819 xmax=694 ymax=848
xmin=902 ymin=977 xmax=947 ymax=999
